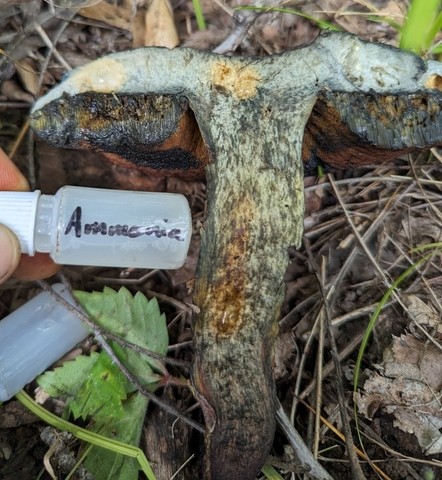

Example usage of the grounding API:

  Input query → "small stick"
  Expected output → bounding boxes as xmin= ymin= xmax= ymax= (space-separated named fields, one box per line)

xmin=275 ymin=401 xmax=333 ymax=480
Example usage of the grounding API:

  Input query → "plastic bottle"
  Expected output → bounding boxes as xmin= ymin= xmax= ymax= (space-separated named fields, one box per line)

xmin=0 ymin=283 xmax=88 ymax=401
xmin=0 ymin=186 xmax=191 ymax=269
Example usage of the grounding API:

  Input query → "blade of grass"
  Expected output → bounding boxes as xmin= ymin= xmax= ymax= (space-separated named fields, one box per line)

xmin=400 ymin=0 xmax=441 ymax=54
xmin=353 ymin=246 xmax=441 ymax=472
xmin=192 ymin=0 xmax=206 ymax=30
xmin=15 ymin=390 xmax=157 ymax=480
xmin=427 ymin=10 xmax=442 ymax=45
xmin=261 ymin=464 xmax=285 ymax=480
xmin=365 ymin=14 xmax=402 ymax=31
xmin=236 ymin=6 xmax=341 ymax=31
xmin=353 ymin=250 xmax=436 ymax=393
xmin=429 ymin=42 xmax=442 ymax=55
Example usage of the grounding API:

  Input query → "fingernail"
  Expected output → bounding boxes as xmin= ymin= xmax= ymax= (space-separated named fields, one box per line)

xmin=0 ymin=224 xmax=21 ymax=283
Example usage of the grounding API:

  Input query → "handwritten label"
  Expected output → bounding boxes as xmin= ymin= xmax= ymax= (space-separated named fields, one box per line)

xmin=64 ymin=207 xmax=184 ymax=241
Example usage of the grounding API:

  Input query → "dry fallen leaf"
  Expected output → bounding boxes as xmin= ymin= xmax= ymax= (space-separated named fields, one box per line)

xmin=400 ymin=216 xmax=442 ymax=244
xmin=15 ymin=58 xmax=39 ymax=96
xmin=392 ymin=408 xmax=442 ymax=456
xmin=403 ymin=294 xmax=442 ymax=338
xmin=80 ymin=0 xmax=137 ymax=32
xmin=142 ymin=0 xmax=179 ymax=48
xmin=356 ymin=334 xmax=442 ymax=455
xmin=0 ymin=79 xmax=33 ymax=102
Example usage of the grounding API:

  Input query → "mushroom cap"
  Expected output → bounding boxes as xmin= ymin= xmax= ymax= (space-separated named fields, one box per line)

xmin=302 ymin=89 xmax=442 ymax=173
xmin=30 ymin=87 xmax=442 ymax=177
xmin=30 ymin=91 xmax=210 ymax=178
xmin=30 ymin=34 xmax=442 ymax=177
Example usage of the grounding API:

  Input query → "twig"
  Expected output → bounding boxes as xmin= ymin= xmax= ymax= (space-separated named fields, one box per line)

xmin=313 ymin=258 xmax=326 ymax=459
xmin=0 ymin=101 xmax=31 ymax=108
xmin=7 ymin=120 xmax=29 ymax=159
xmin=304 ymin=237 xmax=366 ymax=480
xmin=330 ymin=302 xmax=395 ymax=328
xmin=303 ymin=174 xmax=442 ymax=194
xmin=28 ymin=17 xmax=74 ymax=188
xmin=299 ymin=399 xmax=392 ymax=480
xmin=326 ymin=173 xmax=402 ymax=295
xmin=54 ymin=273 xmax=190 ymax=369
xmin=410 ymin=157 xmax=442 ymax=222
xmin=102 ymin=331 xmax=191 ymax=370
xmin=275 ymin=401 xmax=333 ymax=480
xmin=299 ymin=331 xmax=364 ymax=401
xmin=170 ymin=454 xmax=195 ymax=479
xmin=328 ymin=173 xmax=442 ymax=352
xmin=213 ymin=0 xmax=284 ymax=54
xmin=213 ymin=8 xmax=262 ymax=54
xmin=290 ymin=303 xmax=321 ymax=421
xmin=34 ymin=25 xmax=72 ymax=72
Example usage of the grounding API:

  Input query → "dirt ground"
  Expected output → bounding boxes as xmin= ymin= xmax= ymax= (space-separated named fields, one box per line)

xmin=0 ymin=1 xmax=442 ymax=479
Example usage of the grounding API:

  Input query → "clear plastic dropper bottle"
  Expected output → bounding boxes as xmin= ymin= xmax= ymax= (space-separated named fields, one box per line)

xmin=0 ymin=186 xmax=191 ymax=269
xmin=0 ymin=283 xmax=88 ymax=402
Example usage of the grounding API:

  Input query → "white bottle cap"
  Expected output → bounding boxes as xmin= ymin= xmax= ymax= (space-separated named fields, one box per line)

xmin=0 ymin=191 xmax=40 ymax=255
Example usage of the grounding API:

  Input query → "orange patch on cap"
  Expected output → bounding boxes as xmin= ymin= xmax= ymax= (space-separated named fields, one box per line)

xmin=211 ymin=62 xmax=260 ymax=100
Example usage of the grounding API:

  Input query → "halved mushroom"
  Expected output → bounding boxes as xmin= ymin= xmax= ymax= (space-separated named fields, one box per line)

xmin=30 ymin=32 xmax=442 ymax=480
xmin=31 ymin=92 xmax=209 ymax=178
xmin=302 ymin=89 xmax=442 ymax=173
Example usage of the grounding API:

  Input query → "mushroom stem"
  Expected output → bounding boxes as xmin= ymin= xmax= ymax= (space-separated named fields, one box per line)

xmin=192 ymin=98 xmax=316 ymax=479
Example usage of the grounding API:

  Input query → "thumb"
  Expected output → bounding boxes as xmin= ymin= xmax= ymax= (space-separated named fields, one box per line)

xmin=0 ymin=224 xmax=21 ymax=284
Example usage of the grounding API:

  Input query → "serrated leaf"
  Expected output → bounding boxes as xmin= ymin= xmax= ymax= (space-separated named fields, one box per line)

xmin=72 ymin=287 xmax=168 ymax=480
xmin=84 ymin=392 xmax=148 ymax=480
xmin=70 ymin=351 xmax=127 ymax=422
xmin=38 ymin=352 xmax=99 ymax=399
xmin=38 ymin=351 xmax=127 ymax=422
xmin=74 ymin=287 xmax=168 ymax=387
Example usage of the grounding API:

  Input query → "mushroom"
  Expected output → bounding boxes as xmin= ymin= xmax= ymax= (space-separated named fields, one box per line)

xmin=30 ymin=32 xmax=442 ymax=480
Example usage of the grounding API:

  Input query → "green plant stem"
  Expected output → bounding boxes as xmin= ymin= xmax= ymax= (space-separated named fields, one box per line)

xmin=192 ymin=0 xmax=206 ymax=30
xmin=236 ymin=5 xmax=341 ymax=31
xmin=400 ymin=0 xmax=441 ymax=53
xmin=261 ymin=464 xmax=285 ymax=479
xmin=353 ymin=251 xmax=435 ymax=391
xmin=15 ymin=391 xmax=157 ymax=480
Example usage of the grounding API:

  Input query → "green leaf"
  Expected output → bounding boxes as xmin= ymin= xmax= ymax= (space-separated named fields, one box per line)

xmin=84 ymin=392 xmax=149 ymax=480
xmin=192 ymin=0 xmax=206 ymax=30
xmin=70 ymin=351 xmax=127 ymax=422
xmin=38 ymin=350 xmax=128 ymax=422
xmin=38 ymin=352 xmax=99 ymax=399
xmin=74 ymin=287 xmax=168 ymax=385
xmin=16 ymin=391 xmax=157 ymax=480
xmin=262 ymin=464 xmax=285 ymax=479
xmin=400 ymin=0 xmax=441 ymax=54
